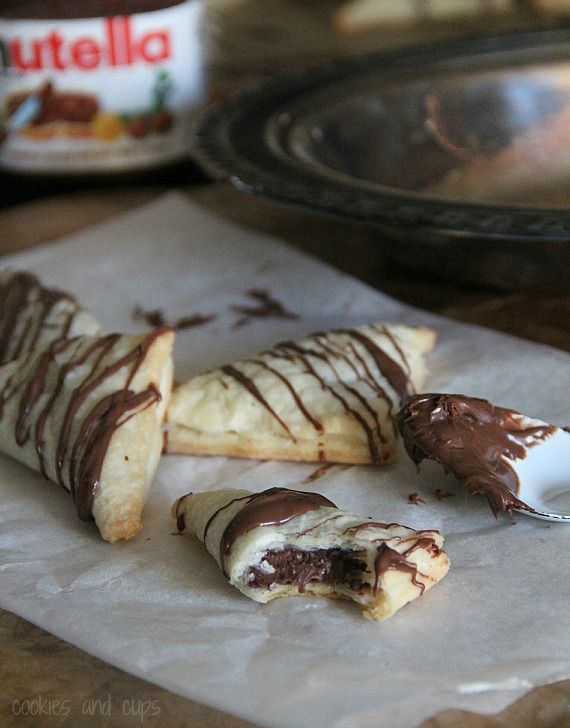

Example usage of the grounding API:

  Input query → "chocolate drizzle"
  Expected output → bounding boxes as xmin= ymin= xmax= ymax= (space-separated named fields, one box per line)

xmin=246 ymin=358 xmax=323 ymax=434
xmin=221 ymin=364 xmax=294 ymax=439
xmin=133 ymin=305 xmax=216 ymax=331
xmin=345 ymin=340 xmax=398 ymax=437
xmin=274 ymin=341 xmax=383 ymax=462
xmin=1 ymin=328 xmax=167 ymax=520
xmin=217 ymin=487 xmax=336 ymax=575
xmin=230 ymin=289 xmax=299 ymax=328
xmin=398 ymin=393 xmax=557 ymax=515
xmin=215 ymin=325 xmax=413 ymax=463
xmin=341 ymin=327 xmax=410 ymax=401
xmin=0 ymin=271 xmax=82 ymax=364
xmin=72 ymin=386 xmax=160 ymax=519
xmin=373 ymin=540 xmax=438 ymax=595
xmin=302 ymin=463 xmax=335 ymax=484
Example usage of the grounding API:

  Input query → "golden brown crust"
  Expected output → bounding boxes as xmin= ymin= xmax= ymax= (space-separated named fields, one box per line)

xmin=166 ymin=426 xmax=394 ymax=464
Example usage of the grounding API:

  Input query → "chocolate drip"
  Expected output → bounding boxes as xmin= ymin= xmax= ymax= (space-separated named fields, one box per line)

xmin=246 ymin=359 xmax=323 ymax=434
xmin=0 ymin=271 xmax=80 ymax=364
xmin=60 ymin=330 xmax=167 ymax=518
xmin=309 ymin=337 xmax=388 ymax=445
xmin=346 ymin=341 xmax=398 ymax=437
xmin=71 ymin=386 xmax=160 ymax=520
xmin=343 ymin=521 xmax=393 ymax=533
xmin=175 ymin=314 xmax=216 ymax=330
xmin=15 ymin=348 xmax=52 ymax=447
xmin=0 ymin=362 xmax=27 ymax=421
xmin=275 ymin=342 xmax=382 ymax=463
xmin=398 ymin=393 xmax=557 ymax=515
xmin=230 ymin=289 xmax=299 ymax=327
xmin=218 ymin=487 xmax=336 ymax=575
xmin=202 ymin=493 xmax=252 ymax=545
xmin=297 ymin=513 xmax=344 ymax=535
xmin=374 ymin=542 xmax=429 ymax=595
xmin=55 ymin=335 xmax=122 ymax=484
xmin=302 ymin=463 xmax=335 ymax=484
xmin=133 ymin=305 xmax=216 ymax=331
xmin=342 ymin=329 xmax=410 ymax=401
xmin=221 ymin=364 xmax=295 ymax=439
xmin=374 ymin=325 xmax=412 ymax=378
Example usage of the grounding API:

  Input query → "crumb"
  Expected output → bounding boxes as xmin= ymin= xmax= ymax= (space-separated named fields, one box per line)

xmin=408 ymin=492 xmax=426 ymax=505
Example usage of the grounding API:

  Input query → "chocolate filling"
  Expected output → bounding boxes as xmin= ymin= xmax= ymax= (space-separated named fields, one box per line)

xmin=249 ymin=547 xmax=367 ymax=593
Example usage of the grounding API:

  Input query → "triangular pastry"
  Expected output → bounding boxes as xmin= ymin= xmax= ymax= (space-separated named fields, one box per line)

xmin=165 ymin=324 xmax=436 ymax=464
xmin=174 ymin=486 xmax=450 ymax=621
xmin=0 ymin=328 xmax=174 ymax=542
xmin=0 ymin=269 xmax=101 ymax=364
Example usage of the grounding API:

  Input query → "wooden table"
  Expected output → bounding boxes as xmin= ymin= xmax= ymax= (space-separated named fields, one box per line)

xmin=1 ymin=184 xmax=569 ymax=728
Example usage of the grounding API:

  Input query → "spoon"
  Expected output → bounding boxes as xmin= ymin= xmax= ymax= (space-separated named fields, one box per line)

xmin=6 ymin=94 xmax=41 ymax=132
xmin=397 ymin=393 xmax=570 ymax=523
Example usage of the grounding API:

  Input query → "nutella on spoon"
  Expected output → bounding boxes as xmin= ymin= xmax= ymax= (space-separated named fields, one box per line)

xmin=398 ymin=393 xmax=570 ymax=522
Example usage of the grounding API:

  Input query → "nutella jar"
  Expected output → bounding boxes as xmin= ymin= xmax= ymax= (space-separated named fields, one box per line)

xmin=0 ymin=0 xmax=205 ymax=188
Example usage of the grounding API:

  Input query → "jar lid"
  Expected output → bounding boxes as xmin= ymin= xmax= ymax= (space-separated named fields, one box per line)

xmin=1 ymin=0 xmax=188 ymax=20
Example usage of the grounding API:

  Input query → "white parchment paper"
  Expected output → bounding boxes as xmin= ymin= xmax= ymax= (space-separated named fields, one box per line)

xmin=1 ymin=192 xmax=569 ymax=728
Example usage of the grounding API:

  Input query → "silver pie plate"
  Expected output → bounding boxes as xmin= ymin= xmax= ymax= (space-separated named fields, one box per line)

xmin=195 ymin=30 xmax=570 ymax=290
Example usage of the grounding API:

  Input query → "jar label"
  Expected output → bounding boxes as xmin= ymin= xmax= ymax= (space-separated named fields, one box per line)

xmin=0 ymin=2 xmax=205 ymax=174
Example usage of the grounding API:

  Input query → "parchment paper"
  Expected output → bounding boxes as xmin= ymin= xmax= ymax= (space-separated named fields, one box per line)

xmin=1 ymin=192 xmax=569 ymax=728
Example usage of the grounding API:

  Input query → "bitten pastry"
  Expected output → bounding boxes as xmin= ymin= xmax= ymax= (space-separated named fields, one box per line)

xmin=0 ymin=327 xmax=174 ymax=541
xmin=174 ymin=486 xmax=450 ymax=621
xmin=0 ymin=269 xmax=101 ymax=364
xmin=166 ymin=323 xmax=436 ymax=464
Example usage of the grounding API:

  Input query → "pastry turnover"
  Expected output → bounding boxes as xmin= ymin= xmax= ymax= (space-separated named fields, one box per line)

xmin=166 ymin=324 xmax=436 ymax=464
xmin=174 ymin=487 xmax=450 ymax=621
xmin=0 ymin=269 xmax=101 ymax=364
xmin=0 ymin=328 xmax=174 ymax=542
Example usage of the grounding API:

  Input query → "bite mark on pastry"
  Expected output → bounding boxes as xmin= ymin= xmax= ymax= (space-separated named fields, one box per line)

xmin=174 ymin=486 xmax=450 ymax=621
